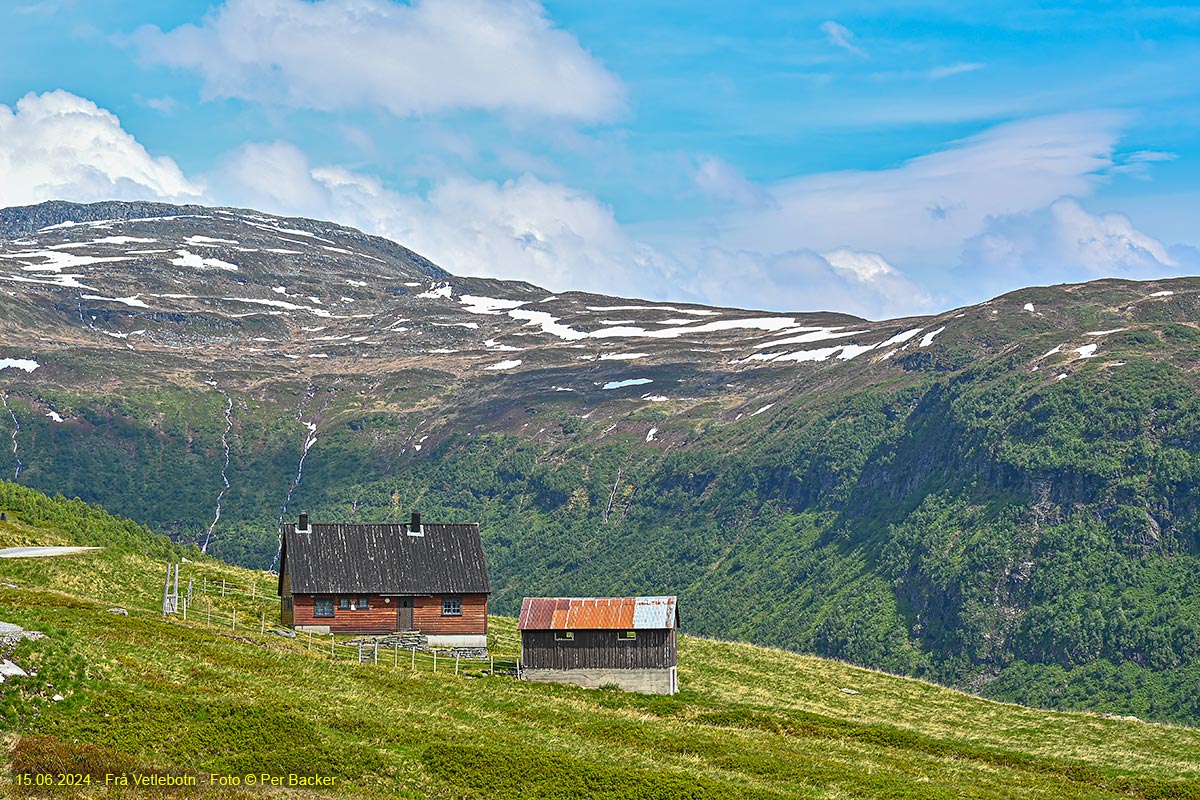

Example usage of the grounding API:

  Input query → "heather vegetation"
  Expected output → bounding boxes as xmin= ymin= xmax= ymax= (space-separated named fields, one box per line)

xmin=3 ymin=281 xmax=1200 ymax=728
xmin=3 ymin=487 xmax=1200 ymax=799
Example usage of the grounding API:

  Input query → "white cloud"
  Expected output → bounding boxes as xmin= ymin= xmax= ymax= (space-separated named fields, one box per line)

xmin=703 ymin=112 xmax=1124 ymax=270
xmin=214 ymin=141 xmax=683 ymax=298
xmin=820 ymin=21 xmax=868 ymax=59
xmin=132 ymin=0 xmax=624 ymax=121
xmin=214 ymin=140 xmax=930 ymax=317
xmin=1 ymin=91 xmax=1186 ymax=321
xmin=927 ymin=62 xmax=985 ymax=80
xmin=961 ymin=197 xmax=1190 ymax=293
xmin=0 ymin=90 xmax=202 ymax=207
xmin=691 ymin=155 xmax=778 ymax=210
xmin=682 ymin=247 xmax=931 ymax=320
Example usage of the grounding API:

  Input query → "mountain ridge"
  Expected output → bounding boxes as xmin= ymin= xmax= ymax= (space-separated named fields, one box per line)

xmin=2 ymin=200 xmax=1199 ymax=726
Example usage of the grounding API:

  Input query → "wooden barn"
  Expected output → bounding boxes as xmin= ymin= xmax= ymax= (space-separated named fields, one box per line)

xmin=518 ymin=596 xmax=679 ymax=695
xmin=278 ymin=512 xmax=490 ymax=648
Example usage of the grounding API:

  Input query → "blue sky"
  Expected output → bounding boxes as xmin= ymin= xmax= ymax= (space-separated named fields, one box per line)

xmin=1 ymin=0 xmax=1198 ymax=318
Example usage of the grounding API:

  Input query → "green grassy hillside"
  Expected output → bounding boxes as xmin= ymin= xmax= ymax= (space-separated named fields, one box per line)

xmin=2 ymin=485 xmax=1200 ymax=799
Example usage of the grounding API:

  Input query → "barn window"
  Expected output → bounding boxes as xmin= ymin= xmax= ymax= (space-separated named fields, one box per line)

xmin=314 ymin=597 xmax=334 ymax=618
xmin=554 ymin=631 xmax=575 ymax=642
xmin=339 ymin=596 xmax=353 ymax=610
xmin=282 ymin=598 xmax=293 ymax=611
xmin=358 ymin=595 xmax=370 ymax=610
xmin=618 ymin=630 xmax=637 ymax=641
xmin=442 ymin=596 xmax=462 ymax=616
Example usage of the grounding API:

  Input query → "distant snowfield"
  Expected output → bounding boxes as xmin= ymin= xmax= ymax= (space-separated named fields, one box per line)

xmin=186 ymin=235 xmax=239 ymax=247
xmin=1 ymin=248 xmax=132 ymax=272
xmin=741 ymin=325 xmax=930 ymax=365
xmin=170 ymin=249 xmax=238 ymax=271
xmin=0 ymin=358 xmax=39 ymax=372
xmin=600 ymin=353 xmax=649 ymax=360
xmin=82 ymin=294 xmax=149 ymax=309
xmin=603 ymin=378 xmax=653 ymax=389
xmin=486 ymin=360 xmax=522 ymax=370
xmin=224 ymin=297 xmax=332 ymax=317
xmin=919 ymin=327 xmax=946 ymax=347
xmin=417 ymin=283 xmax=453 ymax=299
xmin=586 ymin=305 xmax=718 ymax=316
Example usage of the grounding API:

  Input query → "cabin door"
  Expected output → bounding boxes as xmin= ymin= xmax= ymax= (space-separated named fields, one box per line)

xmin=397 ymin=597 xmax=414 ymax=631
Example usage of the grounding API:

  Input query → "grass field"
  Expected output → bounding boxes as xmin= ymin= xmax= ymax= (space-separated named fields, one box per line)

xmin=2 ymin=505 xmax=1200 ymax=799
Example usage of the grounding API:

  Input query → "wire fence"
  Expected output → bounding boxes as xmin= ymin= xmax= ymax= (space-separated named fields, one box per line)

xmin=163 ymin=588 xmax=520 ymax=677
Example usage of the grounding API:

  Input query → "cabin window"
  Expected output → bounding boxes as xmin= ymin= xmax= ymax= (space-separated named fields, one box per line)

xmin=554 ymin=631 xmax=575 ymax=643
xmin=314 ymin=597 xmax=334 ymax=618
xmin=618 ymin=630 xmax=637 ymax=641
xmin=339 ymin=596 xmax=353 ymax=611
xmin=358 ymin=595 xmax=370 ymax=610
xmin=442 ymin=596 xmax=462 ymax=616
xmin=282 ymin=598 xmax=293 ymax=611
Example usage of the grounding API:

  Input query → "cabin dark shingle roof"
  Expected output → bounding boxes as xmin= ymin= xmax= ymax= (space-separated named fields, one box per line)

xmin=280 ymin=522 xmax=490 ymax=595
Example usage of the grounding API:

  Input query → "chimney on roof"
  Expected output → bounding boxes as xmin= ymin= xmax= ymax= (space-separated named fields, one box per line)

xmin=297 ymin=512 xmax=310 ymax=533
xmin=408 ymin=511 xmax=423 ymax=537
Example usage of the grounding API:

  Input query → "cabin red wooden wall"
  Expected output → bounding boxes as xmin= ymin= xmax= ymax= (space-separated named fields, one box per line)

xmin=413 ymin=594 xmax=488 ymax=634
xmin=291 ymin=593 xmax=488 ymax=635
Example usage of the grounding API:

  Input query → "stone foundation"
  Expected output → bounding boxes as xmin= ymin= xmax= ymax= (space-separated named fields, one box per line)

xmin=521 ymin=666 xmax=678 ymax=695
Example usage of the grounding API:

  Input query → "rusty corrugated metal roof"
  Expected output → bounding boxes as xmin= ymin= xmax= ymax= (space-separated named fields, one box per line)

xmin=518 ymin=596 xmax=677 ymax=630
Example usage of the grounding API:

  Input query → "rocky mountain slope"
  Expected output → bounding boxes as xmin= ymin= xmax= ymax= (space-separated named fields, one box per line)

xmin=2 ymin=200 xmax=1199 ymax=724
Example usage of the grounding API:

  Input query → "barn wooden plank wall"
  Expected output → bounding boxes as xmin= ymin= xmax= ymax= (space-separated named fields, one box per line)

xmin=521 ymin=629 xmax=677 ymax=670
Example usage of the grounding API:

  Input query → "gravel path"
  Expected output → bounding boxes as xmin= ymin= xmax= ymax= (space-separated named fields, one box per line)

xmin=0 ymin=546 xmax=102 ymax=558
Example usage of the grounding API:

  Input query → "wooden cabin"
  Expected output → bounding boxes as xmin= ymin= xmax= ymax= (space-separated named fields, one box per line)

xmin=518 ymin=596 xmax=679 ymax=695
xmin=278 ymin=512 xmax=490 ymax=648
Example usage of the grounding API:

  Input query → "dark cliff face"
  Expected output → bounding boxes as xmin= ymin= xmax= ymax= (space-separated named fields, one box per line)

xmin=3 ymin=200 xmax=1200 ymax=724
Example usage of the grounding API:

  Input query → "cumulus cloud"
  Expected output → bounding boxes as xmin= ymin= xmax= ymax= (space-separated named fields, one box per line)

xmin=214 ymin=141 xmax=931 ymax=317
xmin=961 ymin=197 xmax=1191 ymax=293
xmin=214 ymin=140 xmax=683 ymax=298
xmin=131 ymin=0 xmax=625 ymax=121
xmin=691 ymin=155 xmax=779 ymax=211
xmin=821 ymin=21 xmax=868 ymax=58
xmin=3 ymin=90 xmax=1187 ymax=321
xmin=680 ymin=246 xmax=930 ymax=320
xmin=0 ymin=90 xmax=202 ymax=207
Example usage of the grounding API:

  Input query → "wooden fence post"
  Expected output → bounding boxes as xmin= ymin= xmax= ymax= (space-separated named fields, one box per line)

xmin=393 ymin=646 xmax=398 ymax=668
xmin=207 ymin=601 xmax=211 ymax=624
xmin=455 ymin=655 xmax=460 ymax=676
xmin=433 ymin=651 xmax=437 ymax=673
xmin=374 ymin=642 xmax=378 ymax=665
xmin=182 ymin=597 xmax=187 ymax=622
xmin=232 ymin=609 xmax=236 ymax=631
xmin=307 ymin=631 xmax=312 ymax=650
xmin=411 ymin=647 xmax=416 ymax=671
xmin=331 ymin=634 xmax=335 ymax=658
xmin=260 ymin=613 xmax=265 ymax=635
